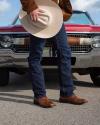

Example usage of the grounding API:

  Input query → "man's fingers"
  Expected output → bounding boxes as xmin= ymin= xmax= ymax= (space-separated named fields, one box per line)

xmin=30 ymin=13 xmax=38 ymax=21
xmin=35 ymin=14 xmax=39 ymax=21
xmin=30 ymin=8 xmax=44 ymax=21
xmin=38 ymin=9 xmax=45 ymax=13
xmin=33 ymin=15 xmax=36 ymax=21
xmin=33 ymin=14 xmax=38 ymax=21
xmin=30 ymin=14 xmax=34 ymax=21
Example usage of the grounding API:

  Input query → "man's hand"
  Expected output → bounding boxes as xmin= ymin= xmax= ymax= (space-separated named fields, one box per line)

xmin=30 ymin=8 xmax=44 ymax=21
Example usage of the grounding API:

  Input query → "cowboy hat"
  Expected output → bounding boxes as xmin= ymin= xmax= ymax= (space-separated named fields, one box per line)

xmin=19 ymin=0 xmax=63 ymax=38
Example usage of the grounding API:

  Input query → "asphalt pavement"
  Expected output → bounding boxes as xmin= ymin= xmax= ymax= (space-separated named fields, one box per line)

xmin=0 ymin=68 xmax=100 ymax=125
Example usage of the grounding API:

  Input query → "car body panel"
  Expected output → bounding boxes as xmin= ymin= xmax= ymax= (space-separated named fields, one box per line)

xmin=0 ymin=24 xmax=100 ymax=33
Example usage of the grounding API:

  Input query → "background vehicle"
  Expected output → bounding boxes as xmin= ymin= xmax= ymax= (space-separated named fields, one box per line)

xmin=0 ymin=10 xmax=100 ymax=86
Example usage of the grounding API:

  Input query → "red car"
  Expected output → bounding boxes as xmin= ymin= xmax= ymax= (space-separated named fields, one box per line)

xmin=0 ymin=10 xmax=100 ymax=86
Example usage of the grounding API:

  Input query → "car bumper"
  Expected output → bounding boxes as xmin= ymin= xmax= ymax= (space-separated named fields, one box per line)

xmin=72 ymin=48 xmax=100 ymax=68
xmin=0 ymin=48 xmax=100 ymax=68
xmin=0 ymin=49 xmax=28 ymax=67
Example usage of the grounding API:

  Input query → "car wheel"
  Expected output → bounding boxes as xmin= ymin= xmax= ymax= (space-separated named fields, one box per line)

xmin=90 ymin=68 xmax=100 ymax=86
xmin=0 ymin=68 xmax=9 ymax=86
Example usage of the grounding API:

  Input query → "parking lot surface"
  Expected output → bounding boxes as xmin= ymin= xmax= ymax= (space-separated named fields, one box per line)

xmin=0 ymin=69 xmax=100 ymax=125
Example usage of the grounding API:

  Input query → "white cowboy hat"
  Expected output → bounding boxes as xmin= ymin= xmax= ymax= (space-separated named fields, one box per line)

xmin=19 ymin=0 xmax=63 ymax=38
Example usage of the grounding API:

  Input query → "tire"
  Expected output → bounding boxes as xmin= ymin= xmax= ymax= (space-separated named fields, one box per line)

xmin=90 ymin=68 xmax=100 ymax=86
xmin=0 ymin=68 xmax=9 ymax=86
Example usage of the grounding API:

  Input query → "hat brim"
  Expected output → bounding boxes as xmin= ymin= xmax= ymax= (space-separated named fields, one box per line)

xmin=19 ymin=0 xmax=63 ymax=38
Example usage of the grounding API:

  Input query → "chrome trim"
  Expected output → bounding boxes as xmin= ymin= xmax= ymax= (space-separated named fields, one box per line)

xmin=67 ymin=32 xmax=100 ymax=34
xmin=68 ymin=33 xmax=93 ymax=53
xmin=0 ymin=32 xmax=100 ymax=34
xmin=0 ymin=32 xmax=29 ymax=34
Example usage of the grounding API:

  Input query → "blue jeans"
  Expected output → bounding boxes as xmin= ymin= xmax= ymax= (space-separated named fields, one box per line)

xmin=28 ymin=24 xmax=74 ymax=98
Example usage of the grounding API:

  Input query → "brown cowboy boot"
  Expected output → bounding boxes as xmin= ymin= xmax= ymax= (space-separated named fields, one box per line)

xmin=59 ymin=95 xmax=88 ymax=105
xmin=34 ymin=96 xmax=56 ymax=108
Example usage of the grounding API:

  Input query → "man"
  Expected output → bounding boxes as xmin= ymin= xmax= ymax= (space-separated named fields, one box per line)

xmin=20 ymin=0 xmax=88 ymax=108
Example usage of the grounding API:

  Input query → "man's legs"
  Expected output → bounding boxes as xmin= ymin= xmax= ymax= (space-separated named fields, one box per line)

xmin=52 ymin=24 xmax=88 ymax=104
xmin=28 ymin=26 xmax=87 ymax=107
xmin=28 ymin=35 xmax=56 ymax=108
xmin=52 ymin=24 xmax=74 ymax=97
xmin=28 ymin=35 xmax=46 ymax=99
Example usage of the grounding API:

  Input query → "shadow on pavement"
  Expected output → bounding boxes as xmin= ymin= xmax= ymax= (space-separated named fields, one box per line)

xmin=0 ymin=95 xmax=33 ymax=105
xmin=0 ymin=68 xmax=98 ymax=93
xmin=0 ymin=68 xmax=99 ymax=105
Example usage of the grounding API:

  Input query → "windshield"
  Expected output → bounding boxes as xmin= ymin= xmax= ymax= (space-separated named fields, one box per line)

xmin=13 ymin=11 xmax=94 ymax=26
xmin=15 ymin=18 xmax=21 ymax=25
xmin=64 ymin=11 xmax=94 ymax=25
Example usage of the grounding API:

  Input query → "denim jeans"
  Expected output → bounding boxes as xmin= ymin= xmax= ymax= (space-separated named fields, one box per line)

xmin=28 ymin=24 xmax=74 ymax=98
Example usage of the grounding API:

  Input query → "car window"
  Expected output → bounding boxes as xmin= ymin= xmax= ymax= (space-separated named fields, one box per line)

xmin=64 ymin=11 xmax=94 ymax=25
xmin=13 ymin=11 xmax=94 ymax=26
xmin=15 ymin=18 xmax=21 ymax=25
